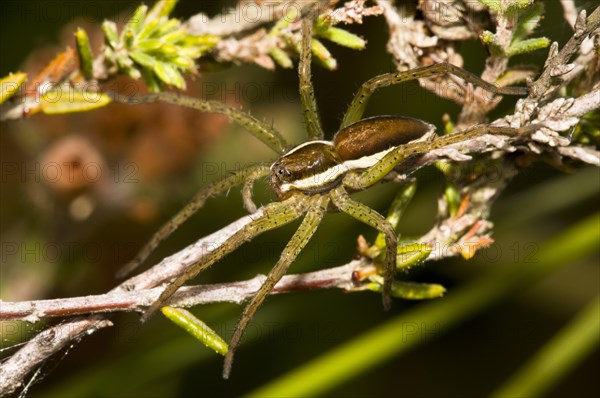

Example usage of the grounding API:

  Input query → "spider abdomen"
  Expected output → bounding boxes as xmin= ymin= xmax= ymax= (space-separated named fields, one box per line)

xmin=333 ymin=116 xmax=434 ymax=161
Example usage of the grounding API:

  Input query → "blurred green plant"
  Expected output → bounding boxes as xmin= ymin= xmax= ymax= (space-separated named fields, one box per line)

xmin=0 ymin=0 xmax=377 ymax=119
xmin=0 ymin=72 xmax=26 ymax=105
xmin=101 ymin=1 xmax=218 ymax=90
xmin=250 ymin=211 xmax=599 ymax=397
xmin=493 ymin=294 xmax=600 ymax=397
xmin=572 ymin=111 xmax=600 ymax=146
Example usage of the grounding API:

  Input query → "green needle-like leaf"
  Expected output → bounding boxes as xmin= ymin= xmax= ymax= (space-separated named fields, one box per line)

xmin=41 ymin=90 xmax=111 ymax=114
xmin=0 ymin=72 xmax=26 ymax=105
xmin=396 ymin=243 xmax=432 ymax=270
xmin=116 ymin=52 xmax=134 ymax=71
xmin=135 ymin=39 xmax=163 ymax=51
xmin=506 ymin=37 xmax=550 ymax=56
xmin=161 ymin=28 xmax=187 ymax=44
xmin=444 ymin=182 xmax=461 ymax=217
xmin=137 ymin=18 xmax=159 ymax=41
xmin=161 ymin=306 xmax=228 ymax=356
xmin=513 ymin=2 xmax=544 ymax=42
xmin=151 ymin=0 xmax=179 ymax=19
xmin=142 ymin=67 xmax=162 ymax=93
xmin=156 ymin=43 xmax=179 ymax=57
xmin=319 ymin=27 xmax=365 ymax=50
xmin=154 ymin=18 xmax=180 ymax=37
xmin=102 ymin=21 xmax=118 ymax=48
xmin=443 ymin=117 xmax=455 ymax=135
xmin=368 ymin=278 xmax=446 ymax=300
xmin=481 ymin=31 xmax=505 ymax=56
xmin=269 ymin=6 xmax=298 ymax=37
xmin=123 ymin=28 xmax=135 ymax=49
xmin=311 ymin=38 xmax=337 ymax=70
xmin=154 ymin=62 xmax=185 ymax=88
xmin=373 ymin=182 xmax=416 ymax=249
xmin=270 ymin=47 xmax=293 ymax=68
xmin=180 ymin=35 xmax=220 ymax=47
xmin=128 ymin=4 xmax=148 ymax=34
xmin=75 ymin=28 xmax=94 ymax=79
xmin=130 ymin=51 xmax=158 ymax=69
xmin=171 ymin=56 xmax=194 ymax=69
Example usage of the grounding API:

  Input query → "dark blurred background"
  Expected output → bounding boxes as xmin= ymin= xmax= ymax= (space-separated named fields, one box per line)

xmin=1 ymin=1 xmax=598 ymax=397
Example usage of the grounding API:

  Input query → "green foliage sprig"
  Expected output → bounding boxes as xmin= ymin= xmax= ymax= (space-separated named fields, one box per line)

xmin=266 ymin=6 xmax=369 ymax=70
xmin=479 ymin=0 xmax=550 ymax=57
xmin=1 ymin=0 xmax=379 ymax=117
xmin=101 ymin=1 xmax=219 ymax=91
xmin=0 ymin=0 xmax=220 ymax=116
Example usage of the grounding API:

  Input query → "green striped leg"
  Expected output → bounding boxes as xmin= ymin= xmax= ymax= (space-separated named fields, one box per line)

xmin=111 ymin=92 xmax=288 ymax=154
xmin=340 ymin=62 xmax=529 ymax=128
xmin=118 ymin=164 xmax=270 ymax=278
xmin=298 ymin=16 xmax=324 ymax=140
xmin=140 ymin=195 xmax=310 ymax=322
xmin=342 ymin=124 xmax=531 ymax=192
xmin=330 ymin=187 xmax=397 ymax=310
xmin=223 ymin=195 xmax=329 ymax=379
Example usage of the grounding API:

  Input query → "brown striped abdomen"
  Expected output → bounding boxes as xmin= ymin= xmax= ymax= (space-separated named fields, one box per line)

xmin=333 ymin=116 xmax=434 ymax=161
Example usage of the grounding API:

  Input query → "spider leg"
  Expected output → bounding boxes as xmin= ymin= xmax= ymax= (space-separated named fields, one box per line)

xmin=298 ymin=14 xmax=324 ymax=140
xmin=140 ymin=195 xmax=309 ymax=322
xmin=241 ymin=165 xmax=269 ymax=213
xmin=223 ymin=195 xmax=329 ymax=379
xmin=110 ymin=92 xmax=288 ymax=154
xmin=330 ymin=186 xmax=396 ymax=310
xmin=343 ymin=124 xmax=534 ymax=191
xmin=340 ymin=62 xmax=529 ymax=128
xmin=117 ymin=164 xmax=270 ymax=278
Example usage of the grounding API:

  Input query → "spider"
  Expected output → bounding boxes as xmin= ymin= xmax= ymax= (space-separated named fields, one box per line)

xmin=113 ymin=18 xmax=530 ymax=378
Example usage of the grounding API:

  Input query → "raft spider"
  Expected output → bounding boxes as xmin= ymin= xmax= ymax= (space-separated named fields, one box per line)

xmin=113 ymin=18 xmax=530 ymax=378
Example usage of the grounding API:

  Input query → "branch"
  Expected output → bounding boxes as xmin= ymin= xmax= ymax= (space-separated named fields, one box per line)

xmin=202 ymin=0 xmax=382 ymax=70
xmin=0 ymin=317 xmax=113 ymax=397
xmin=457 ymin=0 xmax=515 ymax=125
xmin=529 ymin=6 xmax=600 ymax=99
xmin=0 ymin=212 xmax=257 ymax=396
xmin=0 ymin=133 xmax=517 ymax=396
xmin=2 ymin=110 xmax=599 ymax=395
xmin=0 ymin=262 xmax=360 ymax=322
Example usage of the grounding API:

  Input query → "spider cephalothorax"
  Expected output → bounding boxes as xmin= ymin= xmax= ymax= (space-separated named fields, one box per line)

xmin=270 ymin=141 xmax=343 ymax=198
xmin=113 ymin=16 xmax=530 ymax=379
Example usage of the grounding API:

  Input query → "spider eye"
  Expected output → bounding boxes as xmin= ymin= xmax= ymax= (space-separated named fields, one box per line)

xmin=278 ymin=168 xmax=291 ymax=177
